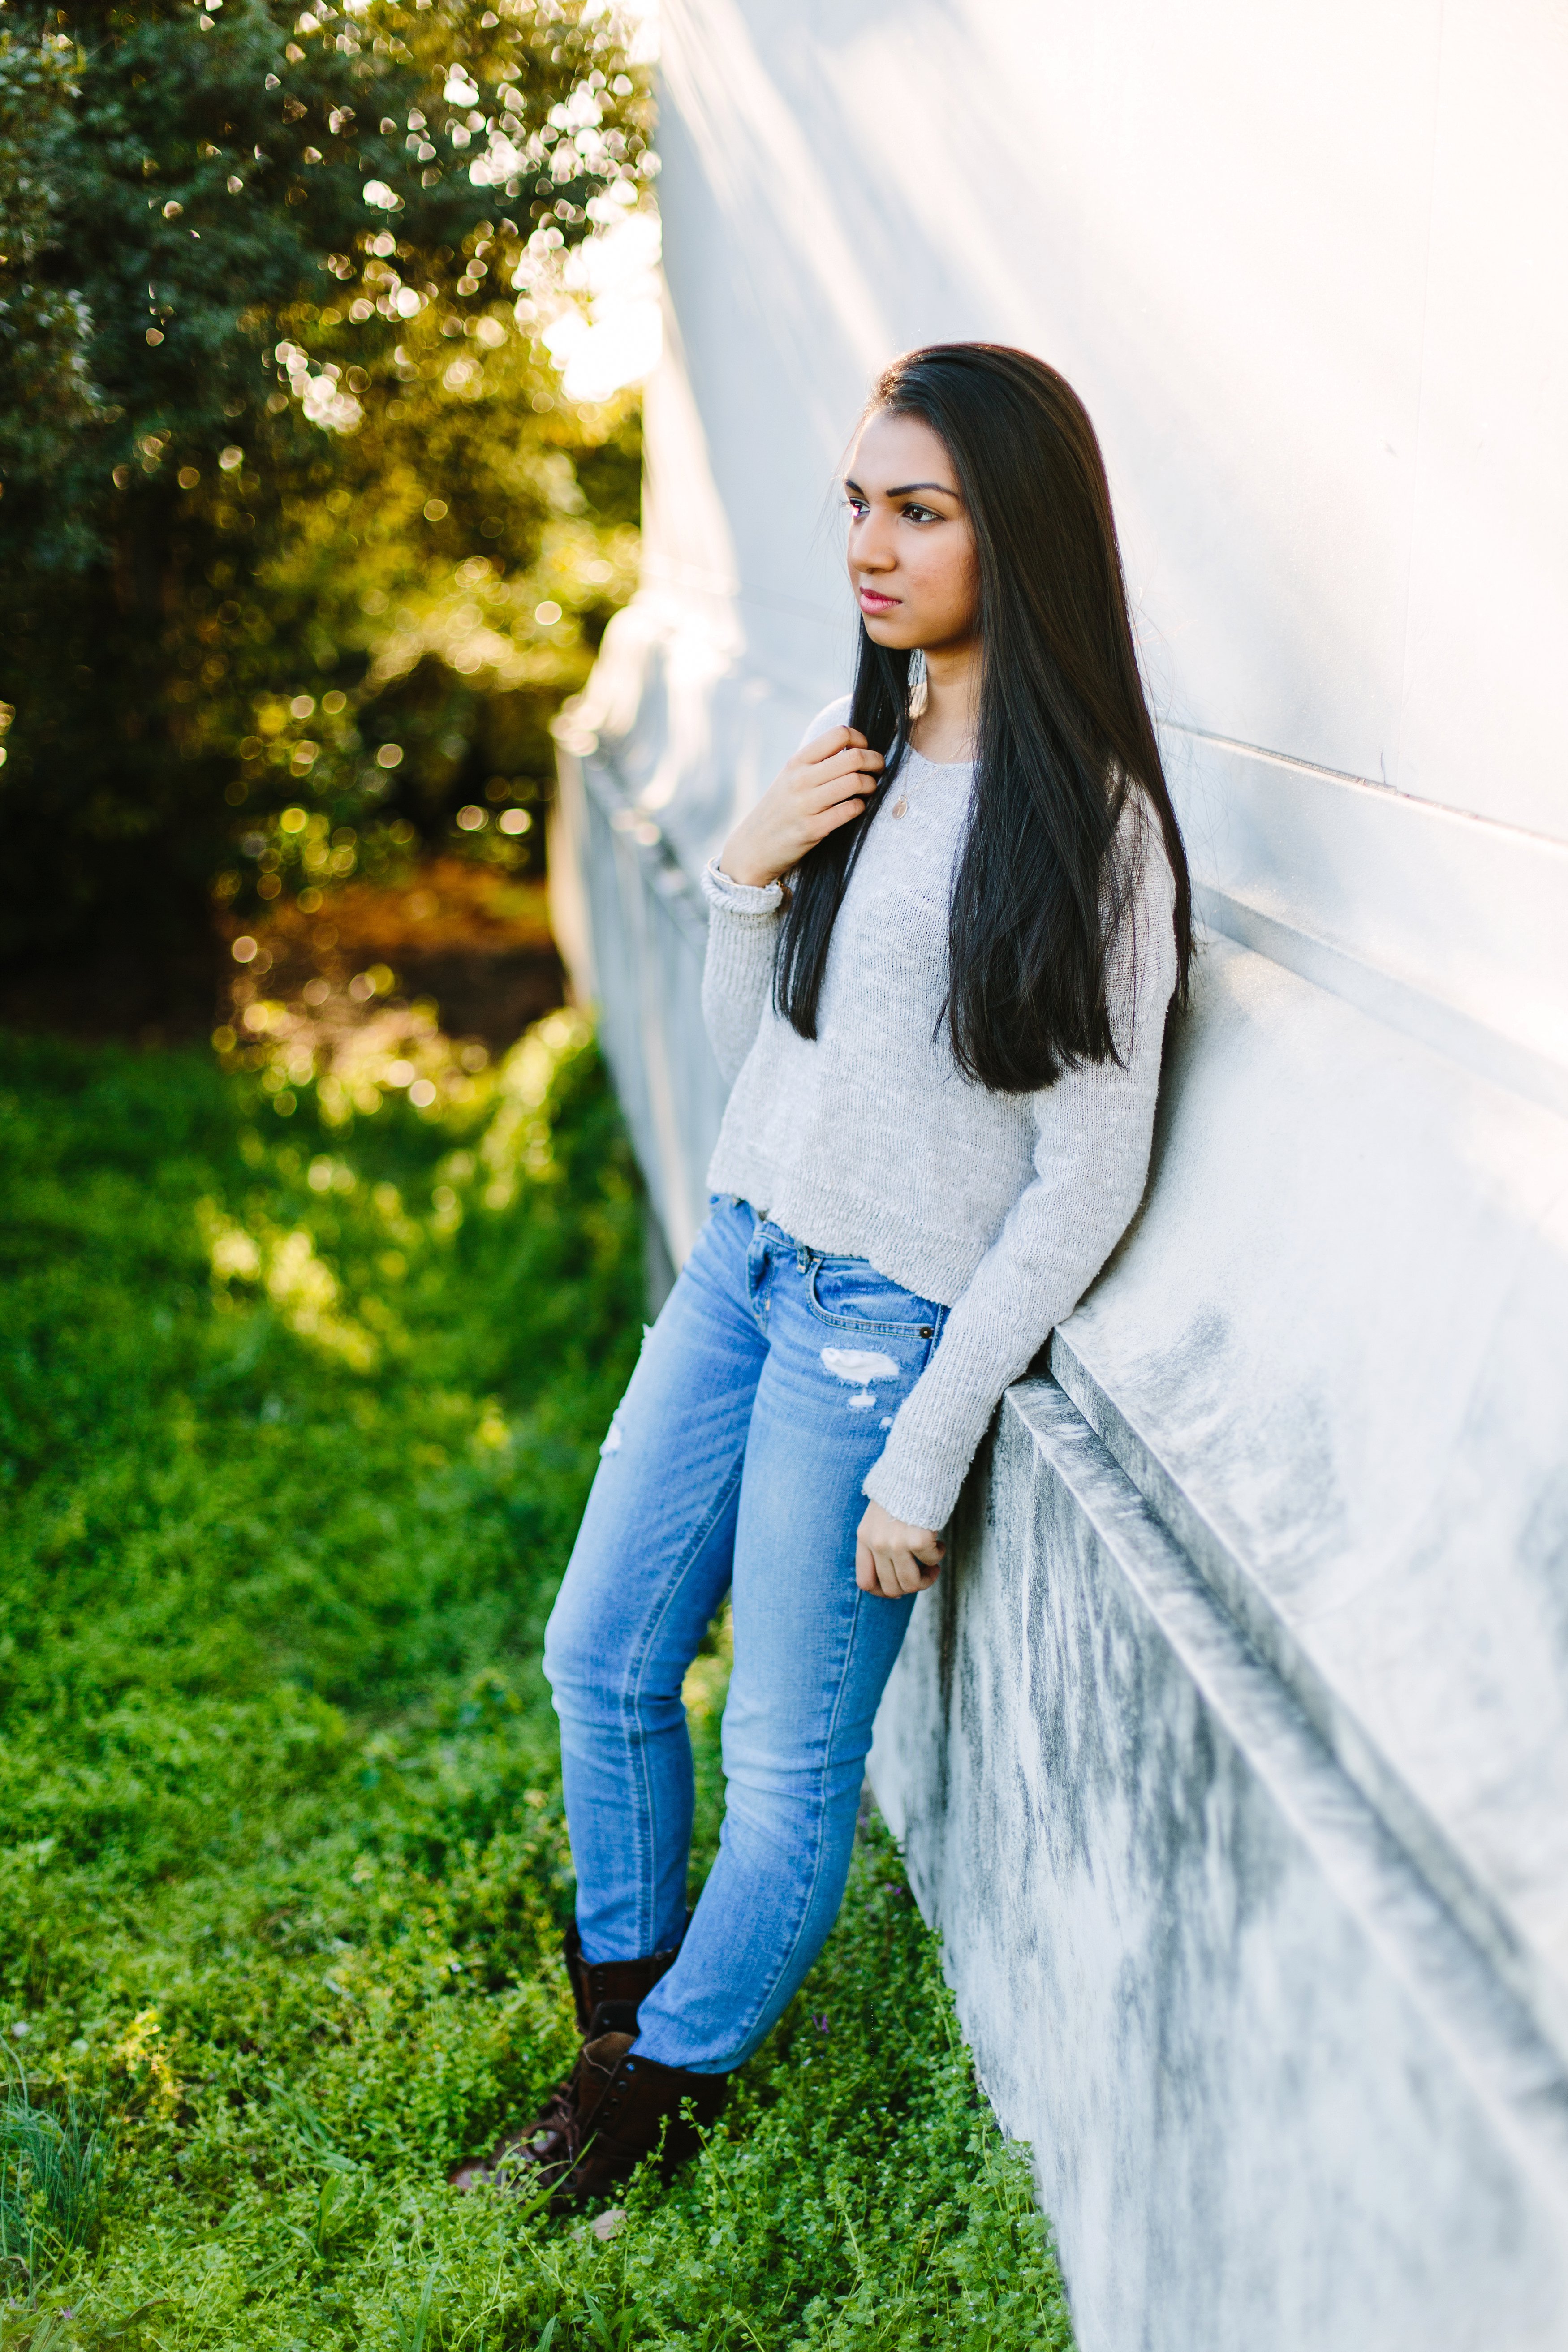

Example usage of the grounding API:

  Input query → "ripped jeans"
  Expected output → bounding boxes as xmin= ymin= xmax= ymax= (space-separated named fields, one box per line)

xmin=542 ymin=1194 xmax=948 ymax=2074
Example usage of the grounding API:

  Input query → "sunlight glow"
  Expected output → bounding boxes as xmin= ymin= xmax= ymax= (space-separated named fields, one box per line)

xmin=541 ymin=210 xmax=662 ymax=403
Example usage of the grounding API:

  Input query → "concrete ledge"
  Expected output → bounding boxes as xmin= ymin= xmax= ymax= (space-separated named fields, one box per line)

xmin=870 ymin=1380 xmax=1568 ymax=2352
xmin=1057 ymin=935 xmax=1568 ymax=2075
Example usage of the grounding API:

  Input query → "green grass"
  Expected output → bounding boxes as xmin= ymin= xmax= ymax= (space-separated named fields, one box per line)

xmin=0 ymin=1018 xmax=1072 ymax=2350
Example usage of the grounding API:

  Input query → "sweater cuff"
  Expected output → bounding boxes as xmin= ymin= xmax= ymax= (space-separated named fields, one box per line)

xmin=862 ymin=1423 xmax=979 ymax=1533
xmin=861 ymin=1378 xmax=978 ymax=1530
xmin=702 ymin=858 xmax=784 ymax=917
xmin=860 ymin=1318 xmax=1024 ymax=1530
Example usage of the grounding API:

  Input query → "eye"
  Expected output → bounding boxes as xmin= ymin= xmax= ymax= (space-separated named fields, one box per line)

xmin=901 ymin=502 xmax=940 ymax=524
xmin=845 ymin=494 xmax=868 ymax=519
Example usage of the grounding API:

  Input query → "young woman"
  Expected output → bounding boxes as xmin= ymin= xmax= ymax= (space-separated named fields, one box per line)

xmin=451 ymin=342 xmax=1192 ymax=2203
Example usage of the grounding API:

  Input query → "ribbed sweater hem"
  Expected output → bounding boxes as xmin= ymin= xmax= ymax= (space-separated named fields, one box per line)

xmin=702 ymin=1146 xmax=986 ymax=1309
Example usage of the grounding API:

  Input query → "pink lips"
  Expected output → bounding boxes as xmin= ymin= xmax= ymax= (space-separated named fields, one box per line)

xmin=857 ymin=587 xmax=899 ymax=614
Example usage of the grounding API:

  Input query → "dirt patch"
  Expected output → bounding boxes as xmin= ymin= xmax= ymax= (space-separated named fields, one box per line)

xmin=215 ymin=859 xmax=567 ymax=1116
xmin=225 ymin=859 xmax=565 ymax=1052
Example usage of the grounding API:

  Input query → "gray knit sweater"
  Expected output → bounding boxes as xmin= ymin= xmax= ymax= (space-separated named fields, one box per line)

xmin=700 ymin=695 xmax=1178 ymax=1531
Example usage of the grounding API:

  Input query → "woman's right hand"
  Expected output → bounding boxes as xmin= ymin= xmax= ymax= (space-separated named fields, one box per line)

xmin=717 ymin=727 xmax=884 ymax=890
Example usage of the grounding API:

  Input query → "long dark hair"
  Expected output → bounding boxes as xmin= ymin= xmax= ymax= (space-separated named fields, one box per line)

xmin=773 ymin=344 xmax=1191 ymax=1093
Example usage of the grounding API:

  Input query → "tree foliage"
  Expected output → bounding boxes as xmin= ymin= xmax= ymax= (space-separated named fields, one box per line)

xmin=0 ymin=0 xmax=650 ymax=963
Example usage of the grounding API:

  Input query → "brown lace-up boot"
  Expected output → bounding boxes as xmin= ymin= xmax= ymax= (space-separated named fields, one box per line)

xmin=506 ymin=2026 xmax=728 ymax=2205
xmin=447 ymin=1922 xmax=682 ymax=2193
xmin=561 ymin=1917 xmax=682 ymax=2038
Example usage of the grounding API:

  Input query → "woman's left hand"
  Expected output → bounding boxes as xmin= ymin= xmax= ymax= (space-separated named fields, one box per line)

xmin=856 ymin=1500 xmax=945 ymax=1598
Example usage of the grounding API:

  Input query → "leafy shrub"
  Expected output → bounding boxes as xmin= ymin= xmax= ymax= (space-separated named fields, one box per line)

xmin=0 ymin=0 xmax=650 ymax=961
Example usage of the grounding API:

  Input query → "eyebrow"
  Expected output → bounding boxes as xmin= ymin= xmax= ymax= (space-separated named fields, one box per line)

xmin=844 ymin=476 xmax=960 ymax=500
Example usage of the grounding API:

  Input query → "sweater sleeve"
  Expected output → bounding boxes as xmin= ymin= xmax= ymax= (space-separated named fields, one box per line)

xmin=862 ymin=816 xmax=1179 ymax=1532
xmin=698 ymin=694 xmax=854 ymax=1087
xmin=700 ymin=861 xmax=784 ymax=1086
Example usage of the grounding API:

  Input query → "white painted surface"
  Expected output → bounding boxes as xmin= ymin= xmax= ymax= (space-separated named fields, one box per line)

xmin=871 ymin=1382 xmax=1568 ymax=2352
xmin=1053 ymin=937 xmax=1568 ymax=2060
xmin=553 ymin=4 xmax=1568 ymax=2339
xmin=647 ymin=0 xmax=1568 ymax=840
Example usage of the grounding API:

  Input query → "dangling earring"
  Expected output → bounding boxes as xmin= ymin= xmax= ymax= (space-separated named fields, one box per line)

xmin=907 ymin=646 xmax=929 ymax=723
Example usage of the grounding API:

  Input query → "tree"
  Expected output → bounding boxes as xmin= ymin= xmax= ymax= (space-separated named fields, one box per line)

xmin=0 ymin=0 xmax=650 ymax=970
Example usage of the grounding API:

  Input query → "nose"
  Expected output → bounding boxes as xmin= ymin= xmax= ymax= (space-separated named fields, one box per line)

xmin=849 ymin=507 xmax=896 ymax=574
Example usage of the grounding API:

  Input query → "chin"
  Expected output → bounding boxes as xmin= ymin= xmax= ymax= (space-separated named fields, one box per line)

xmin=860 ymin=615 xmax=921 ymax=649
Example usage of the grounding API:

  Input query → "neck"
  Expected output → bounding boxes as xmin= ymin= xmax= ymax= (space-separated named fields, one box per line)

xmin=909 ymin=636 xmax=981 ymax=764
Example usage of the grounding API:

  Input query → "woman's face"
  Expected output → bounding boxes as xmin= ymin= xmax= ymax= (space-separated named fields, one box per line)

xmin=844 ymin=410 xmax=978 ymax=654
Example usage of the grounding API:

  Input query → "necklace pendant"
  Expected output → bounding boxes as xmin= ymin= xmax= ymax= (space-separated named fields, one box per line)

xmin=891 ymin=796 xmax=908 ymax=818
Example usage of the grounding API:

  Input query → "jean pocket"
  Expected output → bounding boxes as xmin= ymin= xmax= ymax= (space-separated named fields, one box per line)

xmin=806 ymin=1256 xmax=943 ymax=1344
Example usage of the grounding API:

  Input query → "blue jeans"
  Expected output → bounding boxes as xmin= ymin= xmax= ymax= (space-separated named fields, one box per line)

xmin=543 ymin=1195 xmax=948 ymax=2074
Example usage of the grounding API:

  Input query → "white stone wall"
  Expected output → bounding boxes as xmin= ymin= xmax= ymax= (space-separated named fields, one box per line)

xmin=552 ymin=4 xmax=1568 ymax=2341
